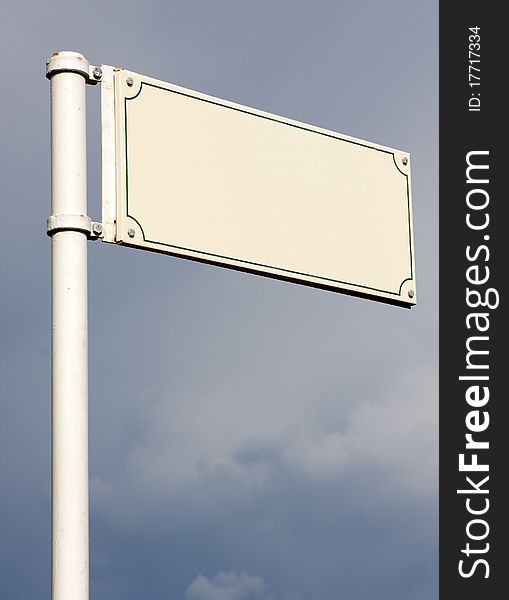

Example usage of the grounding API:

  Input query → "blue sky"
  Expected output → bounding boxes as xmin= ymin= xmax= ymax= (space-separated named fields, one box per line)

xmin=0 ymin=2 xmax=438 ymax=598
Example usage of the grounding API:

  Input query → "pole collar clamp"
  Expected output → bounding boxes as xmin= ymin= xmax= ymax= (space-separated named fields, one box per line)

xmin=47 ymin=214 xmax=92 ymax=237
xmin=46 ymin=51 xmax=100 ymax=84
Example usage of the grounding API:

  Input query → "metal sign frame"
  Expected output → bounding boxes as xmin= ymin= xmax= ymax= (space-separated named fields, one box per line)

xmin=101 ymin=66 xmax=416 ymax=307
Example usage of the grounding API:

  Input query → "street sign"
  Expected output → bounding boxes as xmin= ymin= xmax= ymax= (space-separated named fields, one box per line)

xmin=101 ymin=66 xmax=416 ymax=306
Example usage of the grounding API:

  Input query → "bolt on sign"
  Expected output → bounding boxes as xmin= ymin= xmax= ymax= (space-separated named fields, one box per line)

xmin=100 ymin=66 xmax=416 ymax=306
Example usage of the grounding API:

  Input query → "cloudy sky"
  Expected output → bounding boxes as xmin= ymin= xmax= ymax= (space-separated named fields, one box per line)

xmin=0 ymin=1 xmax=437 ymax=599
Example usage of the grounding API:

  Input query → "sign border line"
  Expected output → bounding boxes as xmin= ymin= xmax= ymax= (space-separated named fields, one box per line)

xmin=121 ymin=78 xmax=415 ymax=299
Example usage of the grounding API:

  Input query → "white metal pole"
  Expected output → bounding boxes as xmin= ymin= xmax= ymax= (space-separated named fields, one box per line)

xmin=47 ymin=51 xmax=92 ymax=600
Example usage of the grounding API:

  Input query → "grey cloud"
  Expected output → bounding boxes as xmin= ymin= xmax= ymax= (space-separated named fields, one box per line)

xmin=89 ymin=361 xmax=436 ymax=530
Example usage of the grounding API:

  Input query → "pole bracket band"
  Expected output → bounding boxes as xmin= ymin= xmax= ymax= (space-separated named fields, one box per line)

xmin=47 ymin=214 xmax=92 ymax=237
xmin=46 ymin=51 xmax=102 ymax=85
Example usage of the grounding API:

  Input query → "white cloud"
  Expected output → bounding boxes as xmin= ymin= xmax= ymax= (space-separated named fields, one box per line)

xmin=185 ymin=571 xmax=266 ymax=600
xmin=184 ymin=572 xmax=302 ymax=600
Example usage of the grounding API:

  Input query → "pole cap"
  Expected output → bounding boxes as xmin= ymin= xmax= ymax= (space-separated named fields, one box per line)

xmin=46 ymin=51 xmax=90 ymax=79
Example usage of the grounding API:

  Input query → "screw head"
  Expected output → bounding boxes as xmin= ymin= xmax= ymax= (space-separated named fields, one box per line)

xmin=128 ymin=228 xmax=136 ymax=238
xmin=126 ymin=77 xmax=134 ymax=87
xmin=402 ymin=156 xmax=409 ymax=166
xmin=408 ymin=289 xmax=415 ymax=299
xmin=93 ymin=66 xmax=102 ymax=80
xmin=92 ymin=222 xmax=103 ymax=235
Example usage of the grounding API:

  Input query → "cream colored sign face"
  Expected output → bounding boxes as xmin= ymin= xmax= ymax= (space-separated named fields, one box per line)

xmin=103 ymin=67 xmax=416 ymax=306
